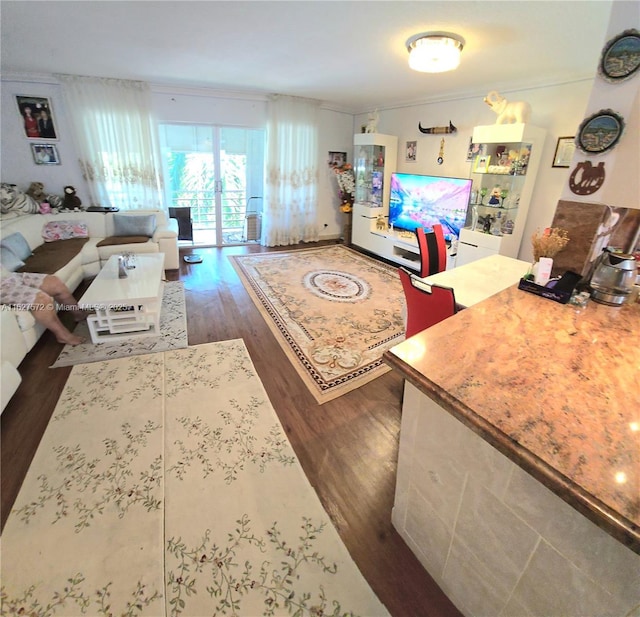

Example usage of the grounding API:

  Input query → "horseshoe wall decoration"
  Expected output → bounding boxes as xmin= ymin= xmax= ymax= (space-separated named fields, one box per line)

xmin=418 ymin=120 xmax=457 ymax=134
xmin=569 ymin=160 xmax=606 ymax=195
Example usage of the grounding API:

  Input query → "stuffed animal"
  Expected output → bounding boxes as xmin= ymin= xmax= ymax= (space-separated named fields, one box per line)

xmin=26 ymin=181 xmax=46 ymax=203
xmin=25 ymin=181 xmax=64 ymax=211
xmin=62 ymin=185 xmax=82 ymax=210
xmin=46 ymin=193 xmax=64 ymax=210
xmin=0 ymin=182 xmax=40 ymax=215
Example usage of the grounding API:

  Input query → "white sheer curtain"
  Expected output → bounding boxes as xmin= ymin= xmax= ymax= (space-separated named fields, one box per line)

xmin=57 ymin=75 xmax=164 ymax=211
xmin=262 ymin=95 xmax=320 ymax=246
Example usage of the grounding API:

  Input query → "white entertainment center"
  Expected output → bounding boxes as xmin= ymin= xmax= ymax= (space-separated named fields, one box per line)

xmin=351 ymin=132 xmax=435 ymax=270
xmin=350 ymin=125 xmax=545 ymax=271
xmin=353 ymin=224 xmax=457 ymax=271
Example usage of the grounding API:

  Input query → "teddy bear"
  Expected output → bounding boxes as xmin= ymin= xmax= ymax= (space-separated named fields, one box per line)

xmin=62 ymin=185 xmax=82 ymax=211
xmin=24 ymin=181 xmax=65 ymax=212
xmin=25 ymin=181 xmax=46 ymax=203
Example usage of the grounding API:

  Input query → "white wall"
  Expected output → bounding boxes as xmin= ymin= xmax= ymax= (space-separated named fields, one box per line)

xmin=1 ymin=78 xmax=87 ymax=204
xmin=354 ymin=80 xmax=594 ymax=262
xmin=5 ymin=76 xmax=617 ymax=257
xmin=560 ymin=1 xmax=640 ymax=212
xmin=1 ymin=77 xmax=355 ymax=241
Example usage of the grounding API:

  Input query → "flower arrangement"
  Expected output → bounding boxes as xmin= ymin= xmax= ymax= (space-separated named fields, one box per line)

xmin=531 ymin=227 xmax=570 ymax=261
xmin=333 ymin=163 xmax=355 ymax=213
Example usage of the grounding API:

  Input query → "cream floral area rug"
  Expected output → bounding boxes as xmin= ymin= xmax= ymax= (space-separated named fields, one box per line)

xmin=230 ymin=245 xmax=405 ymax=403
xmin=1 ymin=339 xmax=390 ymax=617
xmin=51 ymin=281 xmax=188 ymax=368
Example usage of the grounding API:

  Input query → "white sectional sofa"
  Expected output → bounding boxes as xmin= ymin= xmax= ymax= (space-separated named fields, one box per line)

xmin=0 ymin=209 xmax=179 ymax=411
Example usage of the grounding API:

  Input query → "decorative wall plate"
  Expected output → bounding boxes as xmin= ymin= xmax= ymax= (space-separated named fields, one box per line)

xmin=599 ymin=29 xmax=640 ymax=83
xmin=576 ymin=109 xmax=625 ymax=154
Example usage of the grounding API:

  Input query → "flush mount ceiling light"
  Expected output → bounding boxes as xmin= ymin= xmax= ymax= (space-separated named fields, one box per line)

xmin=406 ymin=32 xmax=465 ymax=73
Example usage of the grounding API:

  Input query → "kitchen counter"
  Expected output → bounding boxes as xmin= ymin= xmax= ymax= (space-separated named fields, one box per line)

xmin=384 ymin=285 xmax=639 ymax=614
xmin=384 ymin=285 xmax=640 ymax=551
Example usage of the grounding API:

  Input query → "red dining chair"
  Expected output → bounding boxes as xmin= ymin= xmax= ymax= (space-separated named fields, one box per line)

xmin=415 ymin=224 xmax=448 ymax=277
xmin=398 ymin=266 xmax=457 ymax=338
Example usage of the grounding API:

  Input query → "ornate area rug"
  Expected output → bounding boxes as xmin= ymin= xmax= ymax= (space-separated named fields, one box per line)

xmin=1 ymin=340 xmax=390 ymax=616
xmin=51 ymin=281 xmax=188 ymax=368
xmin=230 ymin=245 xmax=405 ymax=403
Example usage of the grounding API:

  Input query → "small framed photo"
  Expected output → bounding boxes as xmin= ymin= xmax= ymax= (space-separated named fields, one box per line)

xmin=552 ymin=136 xmax=576 ymax=168
xmin=328 ymin=151 xmax=346 ymax=168
xmin=473 ymin=154 xmax=491 ymax=173
xmin=405 ymin=140 xmax=417 ymax=162
xmin=31 ymin=143 xmax=60 ymax=165
xmin=467 ymin=139 xmax=487 ymax=162
xmin=16 ymin=95 xmax=58 ymax=140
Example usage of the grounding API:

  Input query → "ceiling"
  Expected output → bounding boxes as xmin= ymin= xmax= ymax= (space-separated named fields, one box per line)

xmin=1 ymin=1 xmax=615 ymax=112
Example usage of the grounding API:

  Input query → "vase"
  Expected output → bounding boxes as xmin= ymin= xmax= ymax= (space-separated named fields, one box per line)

xmin=342 ymin=211 xmax=352 ymax=245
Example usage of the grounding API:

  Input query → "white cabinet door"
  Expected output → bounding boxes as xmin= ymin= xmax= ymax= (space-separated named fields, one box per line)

xmin=456 ymin=241 xmax=497 ymax=267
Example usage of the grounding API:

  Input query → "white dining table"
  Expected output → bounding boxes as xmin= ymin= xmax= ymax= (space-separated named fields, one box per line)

xmin=418 ymin=253 xmax=531 ymax=308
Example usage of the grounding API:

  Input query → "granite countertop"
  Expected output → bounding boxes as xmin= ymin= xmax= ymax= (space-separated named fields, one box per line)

xmin=383 ymin=285 xmax=640 ymax=553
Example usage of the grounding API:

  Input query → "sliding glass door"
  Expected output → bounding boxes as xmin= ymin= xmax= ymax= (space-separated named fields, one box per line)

xmin=159 ymin=124 xmax=265 ymax=245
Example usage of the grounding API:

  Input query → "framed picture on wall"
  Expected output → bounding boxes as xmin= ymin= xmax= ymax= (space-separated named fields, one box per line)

xmin=328 ymin=151 xmax=346 ymax=168
xmin=405 ymin=141 xmax=417 ymax=162
xmin=31 ymin=143 xmax=60 ymax=165
xmin=552 ymin=136 xmax=576 ymax=168
xmin=16 ymin=95 xmax=58 ymax=140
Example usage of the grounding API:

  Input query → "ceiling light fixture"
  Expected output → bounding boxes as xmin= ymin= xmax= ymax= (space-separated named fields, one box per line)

xmin=406 ymin=32 xmax=465 ymax=73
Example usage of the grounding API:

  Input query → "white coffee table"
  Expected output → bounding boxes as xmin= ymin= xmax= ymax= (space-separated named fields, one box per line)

xmin=79 ymin=253 xmax=165 ymax=343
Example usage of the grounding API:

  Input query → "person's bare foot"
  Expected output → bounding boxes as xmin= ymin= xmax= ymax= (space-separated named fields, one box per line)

xmin=57 ymin=333 xmax=85 ymax=346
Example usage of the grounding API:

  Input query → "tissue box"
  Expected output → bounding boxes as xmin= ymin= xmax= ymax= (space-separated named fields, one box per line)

xmin=517 ymin=278 xmax=572 ymax=304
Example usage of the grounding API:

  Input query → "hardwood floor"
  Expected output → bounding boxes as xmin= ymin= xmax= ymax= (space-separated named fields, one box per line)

xmin=1 ymin=242 xmax=462 ymax=617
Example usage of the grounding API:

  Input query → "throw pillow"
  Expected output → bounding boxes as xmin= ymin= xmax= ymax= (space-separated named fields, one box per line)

xmin=0 ymin=245 xmax=26 ymax=272
xmin=1 ymin=232 xmax=32 ymax=260
xmin=41 ymin=220 xmax=90 ymax=242
xmin=113 ymin=214 xmax=156 ymax=237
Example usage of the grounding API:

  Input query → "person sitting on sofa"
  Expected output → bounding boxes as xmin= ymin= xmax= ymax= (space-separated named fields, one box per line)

xmin=1 ymin=268 xmax=85 ymax=346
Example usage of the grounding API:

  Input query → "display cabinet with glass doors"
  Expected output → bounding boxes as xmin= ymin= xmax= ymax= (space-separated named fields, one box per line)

xmin=351 ymin=133 xmax=398 ymax=254
xmin=457 ymin=124 xmax=546 ymax=267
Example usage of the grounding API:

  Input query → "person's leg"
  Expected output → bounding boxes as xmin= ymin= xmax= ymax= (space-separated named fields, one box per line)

xmin=39 ymin=275 xmax=87 ymax=321
xmin=31 ymin=290 xmax=84 ymax=346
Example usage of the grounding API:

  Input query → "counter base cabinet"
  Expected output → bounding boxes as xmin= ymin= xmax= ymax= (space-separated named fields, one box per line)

xmin=393 ymin=381 xmax=640 ymax=617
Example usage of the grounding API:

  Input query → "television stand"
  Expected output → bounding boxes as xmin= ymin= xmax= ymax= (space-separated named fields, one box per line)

xmin=353 ymin=222 xmax=455 ymax=272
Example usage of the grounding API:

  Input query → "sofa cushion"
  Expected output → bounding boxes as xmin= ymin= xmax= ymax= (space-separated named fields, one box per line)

xmin=17 ymin=238 xmax=90 ymax=275
xmin=42 ymin=220 xmax=90 ymax=242
xmin=96 ymin=235 xmax=151 ymax=247
xmin=113 ymin=214 xmax=156 ymax=237
xmin=0 ymin=246 xmax=25 ymax=272
xmin=1 ymin=232 xmax=32 ymax=260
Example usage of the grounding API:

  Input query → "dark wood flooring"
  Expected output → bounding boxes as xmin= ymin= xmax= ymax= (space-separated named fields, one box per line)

xmin=1 ymin=241 xmax=462 ymax=617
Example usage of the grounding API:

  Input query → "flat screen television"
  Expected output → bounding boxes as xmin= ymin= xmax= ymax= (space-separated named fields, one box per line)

xmin=388 ymin=173 xmax=472 ymax=241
